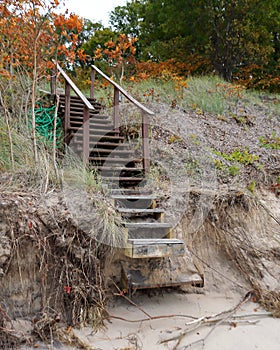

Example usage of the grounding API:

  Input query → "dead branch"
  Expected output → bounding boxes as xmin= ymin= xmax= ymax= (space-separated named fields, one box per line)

xmin=160 ymin=291 xmax=259 ymax=349
xmin=107 ymin=313 xmax=197 ymax=323
xmin=112 ymin=281 xmax=152 ymax=319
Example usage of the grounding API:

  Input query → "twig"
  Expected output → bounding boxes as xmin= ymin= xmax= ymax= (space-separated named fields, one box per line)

xmin=258 ymin=201 xmax=280 ymax=226
xmin=112 ymin=281 xmax=152 ymax=319
xmin=107 ymin=313 xmax=197 ymax=323
xmin=160 ymin=291 xmax=256 ymax=349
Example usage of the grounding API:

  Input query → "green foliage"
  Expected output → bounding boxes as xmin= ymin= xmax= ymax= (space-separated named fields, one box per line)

xmin=205 ymin=0 xmax=275 ymax=80
xmin=213 ymin=148 xmax=259 ymax=177
xmin=105 ymin=0 xmax=280 ymax=90
xmin=259 ymin=132 xmax=280 ymax=150
xmin=81 ymin=27 xmax=117 ymax=63
xmin=247 ymin=180 xmax=256 ymax=193
xmin=214 ymin=148 xmax=259 ymax=165
xmin=109 ymin=0 xmax=143 ymax=39
xmin=229 ymin=165 xmax=240 ymax=176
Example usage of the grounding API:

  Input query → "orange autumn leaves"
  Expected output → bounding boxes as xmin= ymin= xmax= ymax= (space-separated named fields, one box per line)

xmin=0 ymin=0 xmax=85 ymax=79
xmin=94 ymin=34 xmax=137 ymax=66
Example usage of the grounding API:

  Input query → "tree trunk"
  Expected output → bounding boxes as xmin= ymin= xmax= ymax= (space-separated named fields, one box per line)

xmin=0 ymin=90 xmax=14 ymax=170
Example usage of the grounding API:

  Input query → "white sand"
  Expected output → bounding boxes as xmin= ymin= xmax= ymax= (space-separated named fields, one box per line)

xmin=72 ymin=290 xmax=280 ymax=350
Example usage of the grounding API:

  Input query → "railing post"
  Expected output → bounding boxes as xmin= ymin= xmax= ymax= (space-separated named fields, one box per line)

xmin=142 ymin=112 xmax=150 ymax=174
xmin=50 ymin=68 xmax=57 ymax=95
xmin=83 ymin=106 xmax=90 ymax=163
xmin=90 ymin=67 xmax=95 ymax=99
xmin=64 ymin=80 xmax=71 ymax=136
xmin=113 ymin=86 xmax=120 ymax=131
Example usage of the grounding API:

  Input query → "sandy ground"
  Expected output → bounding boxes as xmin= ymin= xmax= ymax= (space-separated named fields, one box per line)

xmin=70 ymin=290 xmax=280 ymax=350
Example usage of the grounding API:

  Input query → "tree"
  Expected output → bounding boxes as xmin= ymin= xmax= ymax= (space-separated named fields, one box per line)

xmin=81 ymin=27 xmax=117 ymax=65
xmin=109 ymin=0 xmax=144 ymax=39
xmin=205 ymin=0 xmax=275 ymax=80
xmin=0 ymin=0 xmax=84 ymax=164
xmin=94 ymin=33 xmax=137 ymax=83
xmin=110 ymin=0 xmax=279 ymax=85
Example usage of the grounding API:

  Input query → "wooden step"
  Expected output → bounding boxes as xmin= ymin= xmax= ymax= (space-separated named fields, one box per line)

xmin=118 ymin=208 xmax=164 ymax=221
xmin=69 ymin=140 xmax=129 ymax=148
xmin=124 ymin=238 xmax=185 ymax=258
xmin=111 ymin=195 xmax=156 ymax=209
xmin=93 ymin=142 xmax=128 ymax=149
xmin=69 ymin=127 xmax=120 ymax=135
xmin=122 ymin=222 xmax=173 ymax=239
xmin=121 ymin=256 xmax=204 ymax=290
xmin=89 ymin=157 xmax=141 ymax=164
xmin=69 ymin=118 xmax=112 ymax=127
xmin=90 ymin=148 xmax=133 ymax=155
xmin=68 ymin=114 xmax=111 ymax=122
xmin=59 ymin=94 xmax=99 ymax=102
xmin=102 ymin=177 xmax=145 ymax=186
xmin=63 ymin=109 xmax=101 ymax=116
xmin=59 ymin=96 xmax=102 ymax=107
xmin=109 ymin=188 xmax=153 ymax=195
xmin=73 ymin=134 xmax=125 ymax=142
xmin=60 ymin=105 xmax=102 ymax=114
xmin=118 ymin=208 xmax=164 ymax=214
xmin=98 ymin=167 xmax=144 ymax=177
xmin=70 ymin=121 xmax=114 ymax=129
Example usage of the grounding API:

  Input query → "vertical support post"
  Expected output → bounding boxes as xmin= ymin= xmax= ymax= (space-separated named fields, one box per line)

xmin=83 ymin=106 xmax=90 ymax=163
xmin=64 ymin=81 xmax=71 ymax=141
xmin=113 ymin=86 xmax=120 ymax=131
xmin=142 ymin=112 xmax=150 ymax=174
xmin=50 ymin=68 xmax=56 ymax=95
xmin=90 ymin=67 xmax=95 ymax=99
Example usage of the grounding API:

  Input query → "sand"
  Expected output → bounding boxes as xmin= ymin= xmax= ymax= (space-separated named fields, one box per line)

xmin=71 ymin=290 xmax=280 ymax=350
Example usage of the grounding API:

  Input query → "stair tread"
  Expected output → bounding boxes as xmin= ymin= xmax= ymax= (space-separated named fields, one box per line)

xmin=70 ymin=140 xmax=128 ymax=147
xmin=70 ymin=121 xmax=113 ymax=128
xmin=94 ymin=142 xmax=128 ymax=147
xmin=109 ymin=189 xmax=153 ymax=195
xmin=118 ymin=208 xmax=163 ymax=213
xmin=89 ymin=157 xmax=141 ymax=162
xmin=98 ymin=166 xmax=143 ymax=171
xmin=112 ymin=195 xmax=156 ymax=199
xmin=67 ymin=115 xmax=111 ymax=121
xmin=70 ymin=127 xmax=120 ymax=133
xmin=103 ymin=177 xmax=145 ymax=181
xmin=127 ymin=238 xmax=183 ymax=244
xmin=91 ymin=149 xmax=132 ymax=153
xmin=121 ymin=256 xmax=203 ymax=288
xmin=124 ymin=238 xmax=185 ymax=259
xmin=122 ymin=222 xmax=172 ymax=228
xmin=73 ymin=135 xmax=125 ymax=141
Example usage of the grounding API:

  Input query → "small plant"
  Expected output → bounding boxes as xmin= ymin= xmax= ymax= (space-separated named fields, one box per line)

xmin=213 ymin=148 xmax=259 ymax=178
xmin=213 ymin=148 xmax=259 ymax=165
xmin=247 ymin=180 xmax=256 ymax=193
xmin=185 ymin=158 xmax=200 ymax=176
xmin=168 ymin=134 xmax=182 ymax=144
xmin=259 ymin=132 xmax=280 ymax=150
xmin=229 ymin=165 xmax=240 ymax=176
xmin=214 ymin=159 xmax=227 ymax=171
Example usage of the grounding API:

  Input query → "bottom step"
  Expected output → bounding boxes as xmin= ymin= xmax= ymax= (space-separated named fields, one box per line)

xmin=125 ymin=238 xmax=184 ymax=258
xmin=121 ymin=255 xmax=203 ymax=291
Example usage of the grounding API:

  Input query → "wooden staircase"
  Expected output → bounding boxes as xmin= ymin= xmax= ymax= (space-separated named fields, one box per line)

xmin=52 ymin=61 xmax=203 ymax=292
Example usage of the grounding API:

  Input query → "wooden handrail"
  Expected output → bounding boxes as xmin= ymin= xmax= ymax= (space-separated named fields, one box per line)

xmin=90 ymin=64 xmax=153 ymax=174
xmin=52 ymin=59 xmax=95 ymax=111
xmin=51 ymin=60 xmax=94 ymax=162
xmin=91 ymin=65 xmax=154 ymax=116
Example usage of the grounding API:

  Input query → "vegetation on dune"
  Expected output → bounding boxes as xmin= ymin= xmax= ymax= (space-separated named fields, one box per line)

xmin=0 ymin=0 xmax=280 ymax=347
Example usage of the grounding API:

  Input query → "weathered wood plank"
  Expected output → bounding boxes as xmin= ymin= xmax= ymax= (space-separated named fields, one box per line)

xmin=125 ymin=238 xmax=185 ymax=258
